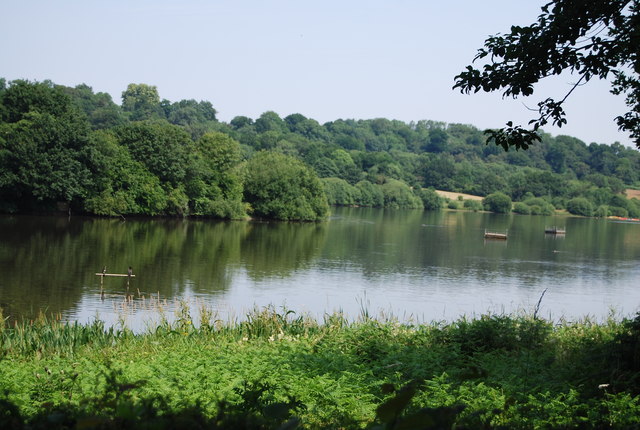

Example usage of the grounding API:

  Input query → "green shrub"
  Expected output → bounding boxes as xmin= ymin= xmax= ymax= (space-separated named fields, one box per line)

xmin=523 ymin=197 xmax=547 ymax=207
xmin=539 ymin=205 xmax=555 ymax=216
xmin=612 ymin=195 xmax=640 ymax=218
xmin=629 ymin=199 xmax=640 ymax=218
xmin=416 ymin=188 xmax=443 ymax=210
xmin=513 ymin=202 xmax=531 ymax=214
xmin=355 ymin=180 xmax=384 ymax=207
xmin=521 ymin=197 xmax=555 ymax=215
xmin=595 ymin=205 xmax=609 ymax=218
xmin=551 ymin=197 xmax=566 ymax=210
xmin=566 ymin=197 xmax=594 ymax=217
xmin=529 ymin=205 xmax=542 ymax=215
xmin=483 ymin=192 xmax=512 ymax=213
xmin=165 ymin=186 xmax=190 ymax=216
xmin=463 ymin=199 xmax=483 ymax=212
xmin=380 ymin=179 xmax=423 ymax=209
xmin=609 ymin=206 xmax=629 ymax=217
xmin=322 ymin=177 xmax=359 ymax=206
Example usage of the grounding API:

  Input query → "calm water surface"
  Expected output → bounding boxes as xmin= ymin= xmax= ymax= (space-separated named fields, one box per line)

xmin=1 ymin=208 xmax=639 ymax=329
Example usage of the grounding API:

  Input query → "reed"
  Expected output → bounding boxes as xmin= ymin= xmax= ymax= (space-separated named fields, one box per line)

xmin=0 ymin=315 xmax=124 ymax=356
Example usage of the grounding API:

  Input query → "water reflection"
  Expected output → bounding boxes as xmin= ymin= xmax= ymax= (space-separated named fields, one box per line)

xmin=1 ymin=208 xmax=640 ymax=329
xmin=240 ymin=221 xmax=327 ymax=280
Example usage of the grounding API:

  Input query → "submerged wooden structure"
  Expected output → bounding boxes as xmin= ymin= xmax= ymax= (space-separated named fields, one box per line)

xmin=95 ymin=267 xmax=135 ymax=286
xmin=95 ymin=273 xmax=136 ymax=278
xmin=484 ymin=229 xmax=508 ymax=240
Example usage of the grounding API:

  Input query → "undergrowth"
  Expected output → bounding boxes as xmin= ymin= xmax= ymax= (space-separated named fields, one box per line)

xmin=1 ymin=305 xmax=640 ymax=428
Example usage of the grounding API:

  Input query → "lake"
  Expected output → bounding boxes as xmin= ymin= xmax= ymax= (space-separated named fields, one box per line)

xmin=1 ymin=208 xmax=639 ymax=330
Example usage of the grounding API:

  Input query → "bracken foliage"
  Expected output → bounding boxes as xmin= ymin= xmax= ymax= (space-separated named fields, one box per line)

xmin=1 ymin=308 xmax=640 ymax=428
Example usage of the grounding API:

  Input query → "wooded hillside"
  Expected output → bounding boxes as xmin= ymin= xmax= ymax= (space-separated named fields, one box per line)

xmin=2 ymin=78 xmax=639 ymax=219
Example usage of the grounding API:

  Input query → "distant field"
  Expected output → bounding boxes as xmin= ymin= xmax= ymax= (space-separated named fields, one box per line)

xmin=435 ymin=190 xmax=484 ymax=201
xmin=438 ymin=189 xmax=640 ymax=202
xmin=626 ymin=189 xmax=640 ymax=199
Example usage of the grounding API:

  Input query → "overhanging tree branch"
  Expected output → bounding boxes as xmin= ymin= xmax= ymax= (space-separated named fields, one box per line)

xmin=453 ymin=0 xmax=639 ymax=150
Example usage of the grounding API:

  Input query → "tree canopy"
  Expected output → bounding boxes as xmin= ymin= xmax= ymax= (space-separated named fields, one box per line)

xmin=0 ymin=80 xmax=92 ymax=211
xmin=243 ymin=151 xmax=329 ymax=221
xmin=2 ymin=78 xmax=640 ymax=219
xmin=454 ymin=0 xmax=640 ymax=150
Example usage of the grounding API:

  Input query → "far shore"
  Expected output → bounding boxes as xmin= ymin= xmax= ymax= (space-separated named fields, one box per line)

xmin=435 ymin=190 xmax=484 ymax=201
xmin=436 ymin=188 xmax=640 ymax=202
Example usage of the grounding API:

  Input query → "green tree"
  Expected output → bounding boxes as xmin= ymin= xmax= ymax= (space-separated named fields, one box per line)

xmin=165 ymin=99 xmax=217 ymax=124
xmin=589 ymin=143 xmax=619 ymax=175
xmin=416 ymin=188 xmax=444 ymax=210
xmin=243 ymin=151 xmax=329 ymax=221
xmin=422 ymin=154 xmax=456 ymax=189
xmin=192 ymin=132 xmax=246 ymax=219
xmin=609 ymin=194 xmax=634 ymax=214
xmin=355 ymin=180 xmax=384 ymax=207
xmin=424 ymin=128 xmax=449 ymax=153
xmin=83 ymin=131 xmax=167 ymax=216
xmin=615 ymin=158 xmax=639 ymax=184
xmin=472 ymin=169 xmax=508 ymax=196
xmin=113 ymin=121 xmax=194 ymax=186
xmin=197 ymin=131 xmax=241 ymax=172
xmin=230 ymin=115 xmax=254 ymax=130
xmin=254 ymin=111 xmax=286 ymax=134
xmin=61 ymin=83 xmax=126 ymax=130
xmin=454 ymin=0 xmax=640 ymax=150
xmin=164 ymin=99 xmax=218 ymax=139
xmin=545 ymin=144 xmax=567 ymax=174
xmin=585 ymin=186 xmax=615 ymax=207
xmin=322 ymin=177 xmax=359 ymax=206
xmin=121 ymin=83 xmax=164 ymax=121
xmin=629 ymin=198 xmax=640 ymax=217
xmin=257 ymin=130 xmax=282 ymax=151
xmin=284 ymin=113 xmax=327 ymax=140
xmin=509 ymin=169 xmax=566 ymax=198
xmin=0 ymin=80 xmax=92 ymax=211
xmin=330 ymin=149 xmax=362 ymax=183
xmin=483 ymin=192 xmax=512 ymax=213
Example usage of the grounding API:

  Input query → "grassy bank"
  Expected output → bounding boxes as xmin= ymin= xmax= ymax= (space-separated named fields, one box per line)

xmin=1 ymin=306 xmax=640 ymax=429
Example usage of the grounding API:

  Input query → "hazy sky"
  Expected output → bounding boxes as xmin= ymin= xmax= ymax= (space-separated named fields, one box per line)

xmin=1 ymin=0 xmax=634 ymax=147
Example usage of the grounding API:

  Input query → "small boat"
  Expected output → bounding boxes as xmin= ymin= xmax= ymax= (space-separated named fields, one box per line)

xmin=544 ymin=226 xmax=566 ymax=235
xmin=484 ymin=229 xmax=507 ymax=240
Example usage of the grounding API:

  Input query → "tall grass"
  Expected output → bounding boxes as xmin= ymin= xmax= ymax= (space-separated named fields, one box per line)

xmin=0 ymin=308 xmax=129 ymax=356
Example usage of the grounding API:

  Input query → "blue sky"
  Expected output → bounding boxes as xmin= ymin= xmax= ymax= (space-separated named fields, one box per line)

xmin=1 ymin=0 xmax=633 ymax=147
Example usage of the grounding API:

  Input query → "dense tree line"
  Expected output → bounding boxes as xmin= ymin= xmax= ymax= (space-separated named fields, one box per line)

xmin=0 ymin=80 xmax=326 ymax=220
xmin=1 ymin=78 xmax=640 ymax=219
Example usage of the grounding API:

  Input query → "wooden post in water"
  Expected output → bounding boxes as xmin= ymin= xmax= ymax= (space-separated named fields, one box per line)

xmin=94 ymin=273 xmax=137 ymax=279
xmin=95 ymin=267 xmax=136 ymax=295
xmin=100 ymin=266 xmax=106 ymax=287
